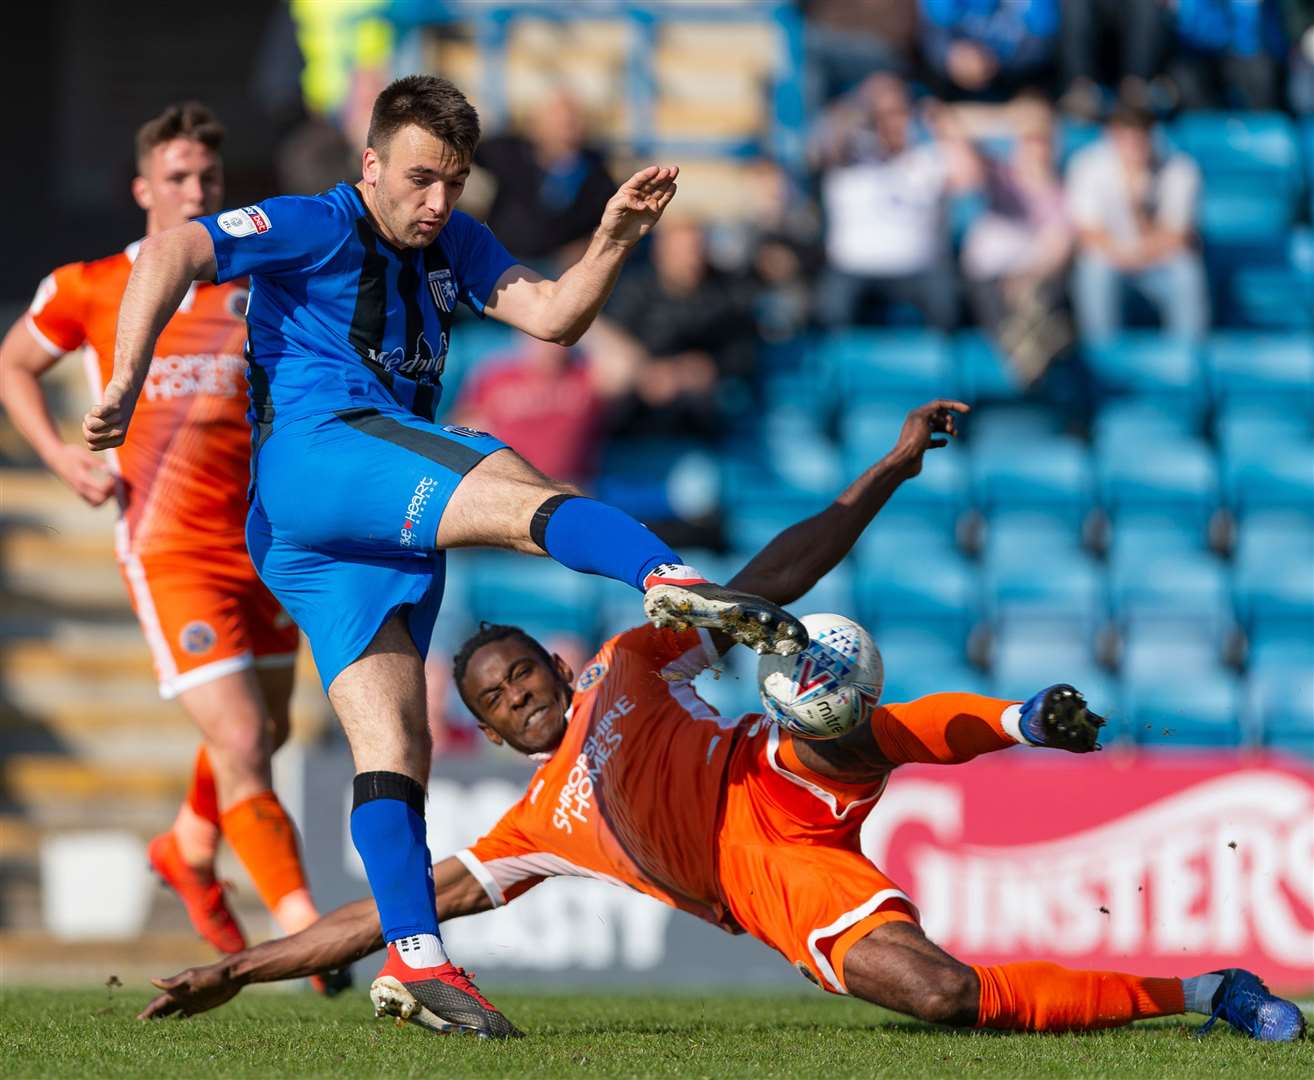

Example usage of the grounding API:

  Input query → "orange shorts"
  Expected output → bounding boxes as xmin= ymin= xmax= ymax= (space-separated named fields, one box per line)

xmin=716 ymin=723 xmax=918 ymax=995
xmin=117 ymin=546 xmax=299 ymax=699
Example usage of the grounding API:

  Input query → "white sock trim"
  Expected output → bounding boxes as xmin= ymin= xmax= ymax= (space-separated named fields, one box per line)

xmin=999 ymin=703 xmax=1031 ymax=745
xmin=392 ymin=932 xmax=447 ymax=969
xmin=643 ymin=563 xmax=704 ymax=587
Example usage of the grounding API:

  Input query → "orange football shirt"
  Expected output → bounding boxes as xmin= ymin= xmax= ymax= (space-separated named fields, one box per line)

xmin=26 ymin=244 xmax=251 ymax=557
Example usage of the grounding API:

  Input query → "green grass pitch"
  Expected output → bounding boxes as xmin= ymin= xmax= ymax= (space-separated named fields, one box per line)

xmin=2 ymin=987 xmax=1309 ymax=1079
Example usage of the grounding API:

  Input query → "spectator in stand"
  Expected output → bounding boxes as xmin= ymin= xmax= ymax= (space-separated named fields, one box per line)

xmin=449 ymin=333 xmax=608 ymax=488
xmin=474 ymin=89 xmax=616 ymax=270
xmin=1166 ymin=0 xmax=1288 ymax=110
xmin=802 ymin=0 xmax=921 ymax=104
xmin=598 ymin=217 xmax=755 ymax=439
xmin=919 ymin=0 xmax=1060 ymax=100
xmin=813 ymin=74 xmax=969 ymax=331
xmin=1058 ymin=0 xmax=1167 ymax=120
xmin=1067 ymin=104 xmax=1208 ymax=343
xmin=951 ymin=98 xmax=1074 ymax=384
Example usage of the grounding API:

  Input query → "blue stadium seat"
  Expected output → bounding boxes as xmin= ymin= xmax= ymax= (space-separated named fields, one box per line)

xmin=1097 ymin=438 xmax=1219 ymax=528
xmin=1197 ymin=191 xmax=1294 ymax=241
xmin=465 ymin=552 xmax=599 ymax=640
xmin=692 ymin=647 xmax=763 ymax=721
xmin=983 ymin=549 xmax=1106 ymax=631
xmin=981 ymin=511 xmax=1084 ymax=567
xmin=818 ymin=329 xmax=956 ymax=403
xmin=873 ymin=626 xmax=985 ymax=703
xmin=1125 ymin=670 xmax=1244 ymax=748
xmin=971 ymin=437 xmax=1095 ymax=526
xmin=1120 ymin=627 xmax=1221 ymax=684
xmin=1234 ymin=511 xmax=1314 ymax=565
xmin=1215 ymin=400 xmax=1313 ymax=462
xmin=1091 ymin=399 xmax=1200 ymax=454
xmin=1233 ymin=550 xmax=1314 ymax=636
xmin=1083 ymin=333 xmax=1205 ymax=404
xmin=1222 ymin=444 xmax=1314 ymax=518
xmin=1227 ymin=256 xmax=1314 ymax=331
xmin=1249 ymin=668 xmax=1314 ymax=757
xmin=953 ymin=331 xmax=1025 ymax=402
xmin=1109 ymin=548 xmax=1231 ymax=637
xmin=853 ymin=515 xmax=959 ymax=572
xmin=989 ymin=625 xmax=1115 ymax=713
xmin=1107 ymin=514 xmax=1207 ymax=567
xmin=1172 ymin=112 xmax=1302 ymax=187
xmin=864 ymin=445 xmax=970 ymax=532
xmin=1206 ymin=332 xmax=1314 ymax=410
xmin=791 ymin=566 xmax=858 ymax=623
xmin=967 ymin=404 xmax=1067 ymax=446
xmin=855 ymin=549 xmax=980 ymax=646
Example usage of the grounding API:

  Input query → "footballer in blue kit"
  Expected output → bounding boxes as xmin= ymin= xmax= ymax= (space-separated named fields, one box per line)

xmin=85 ymin=75 xmax=806 ymax=1038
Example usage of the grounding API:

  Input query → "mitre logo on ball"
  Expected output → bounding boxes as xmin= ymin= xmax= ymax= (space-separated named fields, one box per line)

xmin=757 ymin=613 xmax=883 ymax=740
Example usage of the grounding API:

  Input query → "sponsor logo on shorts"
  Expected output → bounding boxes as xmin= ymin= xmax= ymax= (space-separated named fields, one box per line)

xmin=427 ymin=268 xmax=458 ymax=312
xmin=443 ymin=424 xmax=488 ymax=439
xmin=575 ymin=661 xmax=608 ymax=691
xmin=400 ymin=476 xmax=439 ymax=547
xmin=217 ymin=205 xmax=272 ymax=238
xmin=180 ymin=620 xmax=217 ymax=655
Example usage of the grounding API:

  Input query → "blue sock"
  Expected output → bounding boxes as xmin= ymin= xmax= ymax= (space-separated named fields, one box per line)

xmin=349 ymin=772 xmax=441 ymax=943
xmin=532 ymin=495 xmax=682 ymax=591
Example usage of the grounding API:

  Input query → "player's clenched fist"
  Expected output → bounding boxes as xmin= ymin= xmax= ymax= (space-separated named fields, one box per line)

xmin=597 ymin=165 xmax=679 ymax=248
xmin=83 ymin=384 xmax=134 ymax=451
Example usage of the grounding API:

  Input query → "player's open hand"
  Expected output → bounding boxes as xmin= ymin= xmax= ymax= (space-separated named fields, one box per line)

xmin=597 ymin=166 xmax=679 ymax=248
xmin=83 ymin=383 xmax=134 ymax=451
xmin=893 ymin=399 xmax=970 ymax=478
xmin=51 ymin=443 xmax=116 ymax=506
xmin=137 ymin=965 xmax=242 ymax=1019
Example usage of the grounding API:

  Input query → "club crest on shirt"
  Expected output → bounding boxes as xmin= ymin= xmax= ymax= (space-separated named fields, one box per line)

xmin=180 ymin=620 xmax=217 ymax=655
xmin=427 ymin=268 xmax=457 ymax=312
xmin=576 ymin=661 xmax=608 ymax=691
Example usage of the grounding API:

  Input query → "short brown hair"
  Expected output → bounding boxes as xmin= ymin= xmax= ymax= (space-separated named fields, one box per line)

xmin=135 ymin=101 xmax=224 ymax=171
xmin=1106 ymin=103 xmax=1155 ymax=134
xmin=367 ymin=75 xmax=480 ymax=161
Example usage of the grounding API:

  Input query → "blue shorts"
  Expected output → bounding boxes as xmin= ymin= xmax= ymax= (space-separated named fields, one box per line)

xmin=246 ymin=407 xmax=507 ymax=690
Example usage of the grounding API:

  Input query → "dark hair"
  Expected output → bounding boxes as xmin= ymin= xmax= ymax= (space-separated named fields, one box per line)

xmin=367 ymin=74 xmax=480 ymax=160
xmin=1106 ymin=103 xmax=1155 ymax=133
xmin=452 ymin=622 xmax=556 ymax=718
xmin=135 ymin=101 xmax=224 ymax=170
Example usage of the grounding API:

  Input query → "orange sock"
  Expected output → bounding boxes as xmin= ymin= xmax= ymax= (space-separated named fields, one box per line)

xmin=186 ymin=747 xmax=220 ymax=826
xmin=973 ymin=961 xmax=1185 ymax=1031
xmin=219 ymin=790 xmax=310 ymax=912
xmin=872 ymin=692 xmax=1021 ymax=765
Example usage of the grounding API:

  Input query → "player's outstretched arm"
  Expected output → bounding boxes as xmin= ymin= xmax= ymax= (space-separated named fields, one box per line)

xmin=726 ymin=400 xmax=968 ymax=608
xmin=83 ymin=221 xmax=216 ymax=452
xmin=483 ymin=165 xmax=678 ymax=346
xmin=138 ymin=856 xmax=494 ymax=1019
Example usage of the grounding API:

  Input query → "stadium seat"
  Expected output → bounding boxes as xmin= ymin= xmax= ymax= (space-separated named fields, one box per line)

xmin=1109 ymin=548 xmax=1231 ymax=637
xmin=1107 ymin=514 xmax=1207 ymax=567
xmin=967 ymin=403 xmax=1067 ymax=447
xmin=1227 ymin=258 xmax=1314 ymax=331
xmin=1233 ymin=550 xmax=1314 ymax=636
xmin=465 ymin=552 xmax=599 ymax=640
xmin=1120 ymin=626 xmax=1221 ymax=684
xmin=817 ymin=329 xmax=956 ymax=403
xmin=971 ymin=437 xmax=1095 ymax=526
xmin=981 ymin=511 xmax=1084 ymax=567
xmin=1091 ymin=399 xmax=1200 ymax=454
xmin=882 ymin=661 xmax=991 ymax=704
xmin=1206 ymin=332 xmax=1314 ymax=410
xmin=860 ymin=444 xmax=970 ymax=532
xmin=1222 ymin=444 xmax=1314 ymax=518
xmin=852 ymin=514 xmax=959 ymax=572
xmin=1125 ymin=669 xmax=1244 ymax=748
xmin=1171 ymin=112 xmax=1302 ymax=189
xmin=872 ymin=625 xmax=987 ymax=704
xmin=989 ymin=625 xmax=1115 ymax=716
xmin=953 ymin=331 xmax=1025 ymax=402
xmin=854 ymin=548 xmax=980 ymax=646
xmin=1097 ymin=438 xmax=1219 ymax=528
xmin=1215 ymin=400 xmax=1313 ymax=463
xmin=1234 ymin=511 xmax=1314 ymax=565
xmin=1249 ymin=667 xmax=1314 ymax=757
xmin=691 ymin=646 xmax=763 ymax=721
xmin=982 ymin=548 xmax=1106 ymax=632
xmin=1083 ymin=333 xmax=1205 ymax=404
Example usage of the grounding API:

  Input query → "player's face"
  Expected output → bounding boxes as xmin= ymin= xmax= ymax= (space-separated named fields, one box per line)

xmin=364 ymin=125 xmax=469 ymax=249
xmin=133 ymin=138 xmax=224 ymax=233
xmin=463 ymin=638 xmax=574 ymax=756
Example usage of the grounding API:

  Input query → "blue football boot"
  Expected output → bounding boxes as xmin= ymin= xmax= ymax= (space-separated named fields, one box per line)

xmin=1197 ymin=968 xmax=1307 ymax=1041
xmin=1018 ymin=684 xmax=1104 ymax=752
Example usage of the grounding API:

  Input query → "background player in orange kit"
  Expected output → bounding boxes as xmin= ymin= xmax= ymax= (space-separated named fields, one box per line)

xmin=0 ymin=103 xmax=334 ymax=980
xmin=138 ymin=399 xmax=1305 ymax=1042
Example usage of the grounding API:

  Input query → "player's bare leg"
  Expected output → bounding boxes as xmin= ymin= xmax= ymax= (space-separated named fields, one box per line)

xmin=328 ymin=613 xmax=520 ymax=1038
xmin=843 ymin=921 xmax=1304 ymax=1039
xmin=437 ymin=448 xmax=806 ymax=655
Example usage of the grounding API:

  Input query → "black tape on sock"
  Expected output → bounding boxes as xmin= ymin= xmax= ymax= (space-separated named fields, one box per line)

xmin=352 ymin=771 xmax=425 ymax=815
xmin=529 ymin=493 xmax=579 ymax=554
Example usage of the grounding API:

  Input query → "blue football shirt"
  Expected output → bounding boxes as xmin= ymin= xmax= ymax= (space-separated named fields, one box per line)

xmin=198 ymin=182 xmax=516 ymax=445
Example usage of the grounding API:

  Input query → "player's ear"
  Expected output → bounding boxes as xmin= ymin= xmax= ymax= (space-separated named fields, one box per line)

xmin=131 ymin=175 xmax=152 ymax=212
xmin=477 ymin=722 xmax=504 ymax=748
xmin=361 ymin=146 xmax=380 ymax=184
xmin=552 ymin=653 xmax=574 ymax=687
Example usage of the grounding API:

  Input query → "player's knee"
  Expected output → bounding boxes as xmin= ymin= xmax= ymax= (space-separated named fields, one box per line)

xmin=915 ymin=966 xmax=979 ymax=1027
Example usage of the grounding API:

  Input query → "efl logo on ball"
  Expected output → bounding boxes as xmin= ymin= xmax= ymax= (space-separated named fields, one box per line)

xmin=758 ymin=613 xmax=883 ymax=740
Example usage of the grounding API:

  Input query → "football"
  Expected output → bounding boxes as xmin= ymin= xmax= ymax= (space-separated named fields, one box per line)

xmin=757 ymin=613 xmax=884 ymax=740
